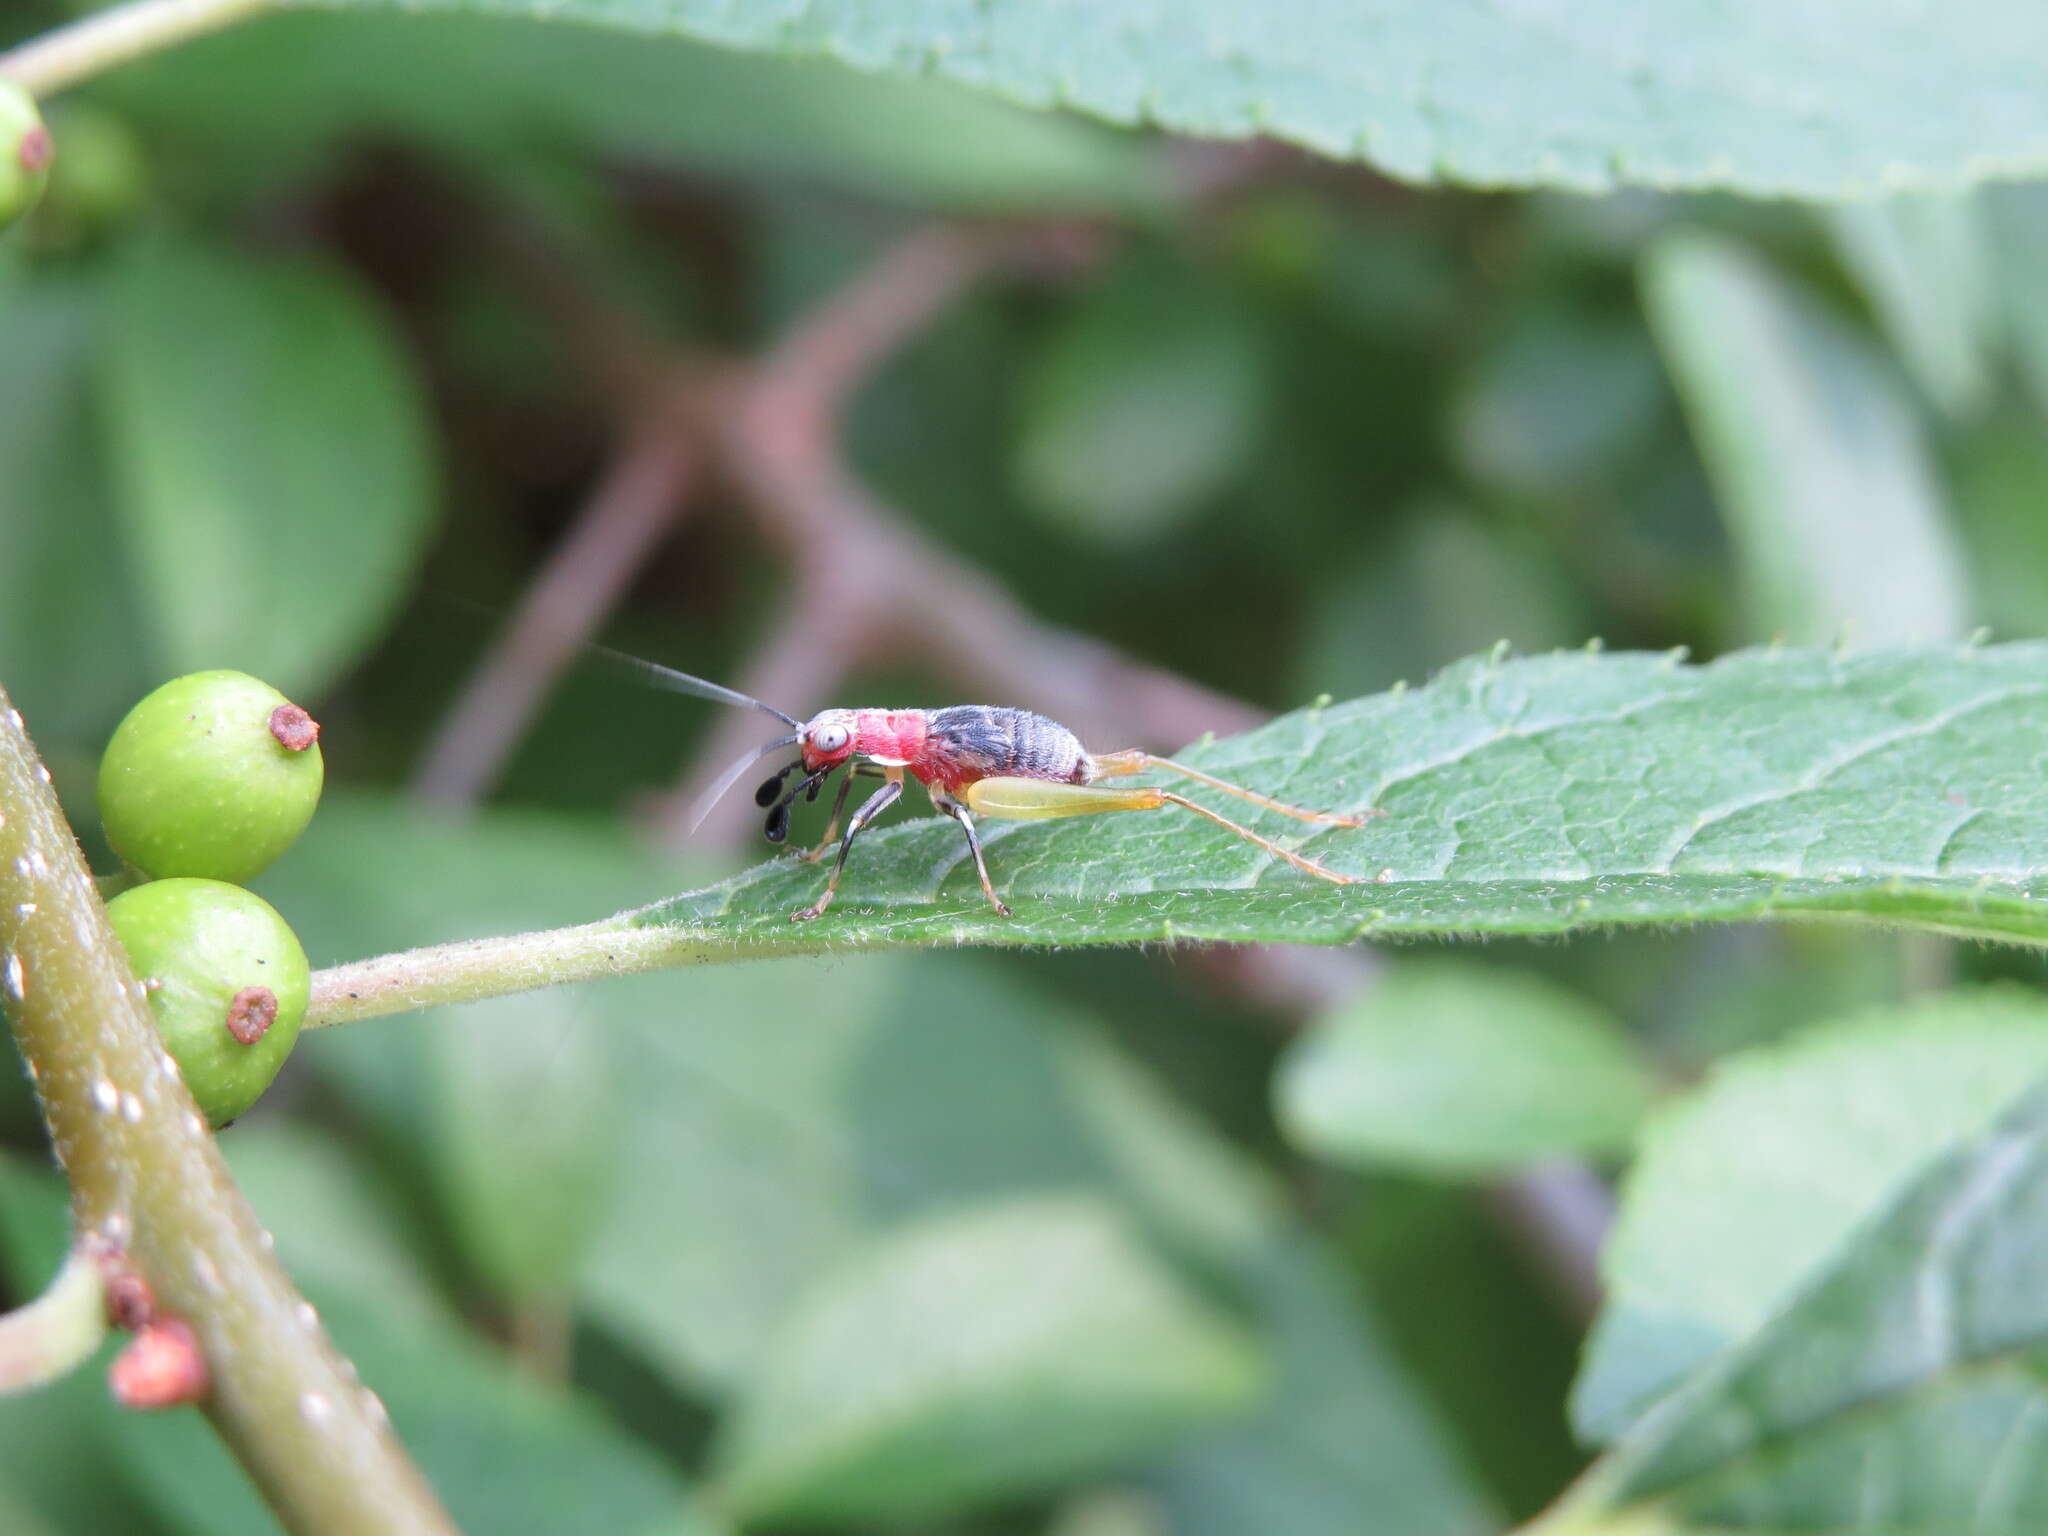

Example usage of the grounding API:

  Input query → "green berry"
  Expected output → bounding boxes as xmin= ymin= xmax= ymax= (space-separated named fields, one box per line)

xmin=98 ymin=671 xmax=324 ymax=884
xmin=0 ymin=81 xmax=52 ymax=232
xmin=106 ymin=879 xmax=309 ymax=1126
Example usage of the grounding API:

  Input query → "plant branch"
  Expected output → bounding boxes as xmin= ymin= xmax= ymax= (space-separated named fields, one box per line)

xmin=413 ymin=403 xmax=701 ymax=809
xmin=0 ymin=688 xmax=457 ymax=1535
xmin=304 ymin=910 xmax=808 ymax=1030
xmin=466 ymin=211 xmax=1610 ymax=1303
xmin=463 ymin=213 xmax=1241 ymax=846
xmin=646 ymin=223 xmax=1252 ymax=844
xmin=0 ymin=0 xmax=276 ymax=97
xmin=0 ymin=1244 xmax=105 ymax=1393
xmin=1484 ymin=1162 xmax=1614 ymax=1322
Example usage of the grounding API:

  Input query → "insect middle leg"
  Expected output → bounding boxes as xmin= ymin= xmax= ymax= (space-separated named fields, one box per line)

xmin=963 ymin=776 xmax=1359 ymax=885
xmin=1089 ymin=749 xmax=1379 ymax=827
xmin=791 ymin=774 xmax=903 ymax=923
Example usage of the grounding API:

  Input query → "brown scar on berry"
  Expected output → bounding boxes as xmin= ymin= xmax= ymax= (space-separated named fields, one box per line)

xmin=18 ymin=126 xmax=53 ymax=174
xmin=268 ymin=703 xmax=320 ymax=752
xmin=109 ymin=1317 xmax=209 ymax=1409
xmin=225 ymin=986 xmax=277 ymax=1044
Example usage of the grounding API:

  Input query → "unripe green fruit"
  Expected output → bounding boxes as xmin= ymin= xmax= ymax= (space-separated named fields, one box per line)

xmin=106 ymin=879 xmax=309 ymax=1126
xmin=0 ymin=81 xmax=52 ymax=232
xmin=99 ymin=671 xmax=324 ymax=884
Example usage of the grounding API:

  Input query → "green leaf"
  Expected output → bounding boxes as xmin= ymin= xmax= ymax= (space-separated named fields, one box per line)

xmin=302 ymin=0 xmax=2048 ymax=198
xmin=637 ymin=644 xmax=2048 ymax=950
xmin=1057 ymin=1039 xmax=1498 ymax=1536
xmin=1642 ymin=235 xmax=1967 ymax=646
xmin=1986 ymin=183 xmax=2048 ymax=416
xmin=1573 ymin=986 xmax=2048 ymax=1444
xmin=269 ymin=792 xmax=1488 ymax=1529
xmin=98 ymin=13 xmax=1157 ymax=213
xmin=1953 ymin=412 xmax=2048 ymax=640
xmin=0 ymin=1154 xmax=712 ymax=1536
xmin=1013 ymin=265 xmax=1272 ymax=542
xmin=566 ymin=941 xmax=1490 ymax=1531
xmin=1297 ymin=503 xmax=1584 ymax=705
xmin=259 ymin=797 xmax=672 ymax=1307
xmin=1149 ymin=1236 xmax=1501 ymax=1536
xmin=119 ymin=1289 xmax=717 ymax=1536
xmin=1334 ymin=1176 xmax=1587 ymax=1517
xmin=427 ymin=993 xmax=617 ymax=1305
xmin=1276 ymin=960 xmax=1656 ymax=1175
xmin=102 ymin=232 xmax=435 ymax=698
xmin=0 ymin=275 xmax=150 ymax=743
xmin=0 ymin=1162 xmax=168 ymax=1535
xmin=1451 ymin=307 xmax=1667 ymax=496
xmin=1577 ymin=1071 xmax=2048 ymax=1532
xmin=712 ymin=1194 xmax=1265 ymax=1524
xmin=1826 ymin=192 xmax=1996 ymax=418
xmin=219 ymin=1121 xmax=457 ymax=1333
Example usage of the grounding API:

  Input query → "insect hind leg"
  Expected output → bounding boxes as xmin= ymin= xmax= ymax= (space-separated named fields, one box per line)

xmin=1090 ymin=749 xmax=1378 ymax=827
xmin=936 ymin=800 xmax=1012 ymax=918
xmin=1160 ymin=793 xmax=1357 ymax=885
xmin=960 ymin=775 xmax=1357 ymax=886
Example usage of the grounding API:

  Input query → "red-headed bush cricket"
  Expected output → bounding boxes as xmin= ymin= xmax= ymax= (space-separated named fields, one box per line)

xmin=615 ymin=646 xmax=1379 ymax=922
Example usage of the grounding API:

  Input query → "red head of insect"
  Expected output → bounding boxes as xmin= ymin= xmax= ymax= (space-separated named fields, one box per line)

xmin=743 ymin=712 xmax=856 ymax=843
xmin=797 ymin=712 xmax=857 ymax=772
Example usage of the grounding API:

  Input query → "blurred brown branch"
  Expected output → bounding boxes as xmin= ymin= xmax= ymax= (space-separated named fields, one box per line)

xmin=428 ymin=213 xmax=1612 ymax=1316
xmin=430 ymin=217 xmax=1253 ymax=841
xmin=659 ymin=223 xmax=1259 ymax=847
xmin=412 ymin=398 xmax=702 ymax=809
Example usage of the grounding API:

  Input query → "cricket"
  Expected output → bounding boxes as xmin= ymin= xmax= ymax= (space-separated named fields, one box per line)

xmin=614 ymin=647 xmax=1377 ymax=922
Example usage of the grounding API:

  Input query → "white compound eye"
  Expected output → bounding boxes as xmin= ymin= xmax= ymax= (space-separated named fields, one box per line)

xmin=810 ymin=722 xmax=851 ymax=755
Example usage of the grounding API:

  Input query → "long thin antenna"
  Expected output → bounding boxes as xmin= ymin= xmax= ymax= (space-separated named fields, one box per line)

xmin=432 ymin=591 xmax=802 ymax=728
xmin=579 ymin=637 xmax=801 ymax=728
xmin=686 ymin=734 xmax=804 ymax=836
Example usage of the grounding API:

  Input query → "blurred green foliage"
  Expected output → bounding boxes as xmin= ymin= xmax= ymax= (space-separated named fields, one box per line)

xmin=311 ymin=0 xmax=2048 ymax=199
xmin=6 ymin=2 xmax=2048 ymax=1533
xmin=1575 ymin=988 xmax=2048 ymax=1444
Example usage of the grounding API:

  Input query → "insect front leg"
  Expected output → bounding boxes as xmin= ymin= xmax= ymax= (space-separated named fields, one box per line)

xmin=791 ymin=774 xmax=903 ymax=923
xmin=962 ymin=775 xmax=1358 ymax=886
xmin=799 ymin=765 xmax=886 ymax=863
xmin=934 ymin=798 xmax=1012 ymax=918
xmin=1089 ymin=749 xmax=1380 ymax=827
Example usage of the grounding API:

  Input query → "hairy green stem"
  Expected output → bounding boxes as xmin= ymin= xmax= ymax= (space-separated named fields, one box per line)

xmin=0 ymin=688 xmax=458 ymax=1535
xmin=306 ymin=912 xmax=805 ymax=1029
xmin=0 ymin=0 xmax=277 ymax=96
xmin=0 ymin=1246 xmax=106 ymax=1393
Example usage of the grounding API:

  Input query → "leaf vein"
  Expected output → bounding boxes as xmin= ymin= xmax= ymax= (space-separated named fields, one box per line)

xmin=1656 ymin=686 xmax=2048 ymax=876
